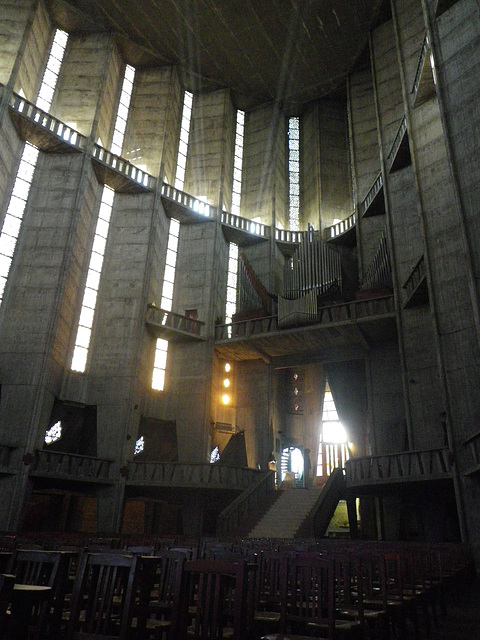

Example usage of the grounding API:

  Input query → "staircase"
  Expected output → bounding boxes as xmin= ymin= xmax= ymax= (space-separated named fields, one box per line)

xmin=247 ymin=486 xmax=324 ymax=539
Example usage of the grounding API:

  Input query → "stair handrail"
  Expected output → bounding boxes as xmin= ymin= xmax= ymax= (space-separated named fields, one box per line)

xmin=216 ymin=470 xmax=275 ymax=538
xmin=298 ymin=468 xmax=346 ymax=538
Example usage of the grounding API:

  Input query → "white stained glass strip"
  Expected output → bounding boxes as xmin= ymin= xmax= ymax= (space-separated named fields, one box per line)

xmin=225 ymin=243 xmax=238 ymax=323
xmin=70 ymin=181 xmax=114 ymax=373
xmin=36 ymin=30 xmax=68 ymax=112
xmin=231 ymin=111 xmax=245 ymax=216
xmin=0 ymin=143 xmax=39 ymax=303
xmin=152 ymin=338 xmax=168 ymax=391
xmin=288 ymin=117 xmax=300 ymax=232
xmin=175 ymin=92 xmax=193 ymax=191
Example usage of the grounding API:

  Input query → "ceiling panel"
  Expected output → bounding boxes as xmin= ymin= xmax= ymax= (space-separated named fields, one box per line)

xmin=48 ymin=0 xmax=384 ymax=111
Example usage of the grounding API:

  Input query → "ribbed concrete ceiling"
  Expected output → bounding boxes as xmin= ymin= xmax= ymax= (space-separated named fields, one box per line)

xmin=48 ymin=0 xmax=384 ymax=112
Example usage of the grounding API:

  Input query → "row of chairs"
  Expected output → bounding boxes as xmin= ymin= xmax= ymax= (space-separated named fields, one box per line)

xmin=0 ymin=540 xmax=474 ymax=640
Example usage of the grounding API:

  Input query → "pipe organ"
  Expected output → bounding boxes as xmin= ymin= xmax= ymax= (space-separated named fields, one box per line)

xmin=282 ymin=231 xmax=342 ymax=300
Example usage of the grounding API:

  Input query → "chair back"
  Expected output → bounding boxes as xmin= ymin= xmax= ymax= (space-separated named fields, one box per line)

xmin=281 ymin=556 xmax=335 ymax=640
xmin=7 ymin=549 xmax=73 ymax=639
xmin=172 ymin=559 xmax=250 ymax=640
xmin=65 ymin=552 xmax=138 ymax=640
xmin=0 ymin=573 xmax=14 ymax=640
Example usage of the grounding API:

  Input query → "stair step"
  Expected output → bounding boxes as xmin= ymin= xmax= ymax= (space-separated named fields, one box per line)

xmin=248 ymin=487 xmax=323 ymax=538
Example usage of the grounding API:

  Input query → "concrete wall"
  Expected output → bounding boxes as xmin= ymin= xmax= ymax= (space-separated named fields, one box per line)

xmin=302 ymin=99 xmax=353 ymax=232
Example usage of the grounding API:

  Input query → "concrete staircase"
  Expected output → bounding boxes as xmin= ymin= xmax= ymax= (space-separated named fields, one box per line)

xmin=247 ymin=486 xmax=324 ymax=538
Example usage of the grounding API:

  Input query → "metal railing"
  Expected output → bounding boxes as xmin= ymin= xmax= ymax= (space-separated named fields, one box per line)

xmin=9 ymin=94 xmax=86 ymax=150
xmin=217 ymin=470 xmax=275 ymax=538
xmin=323 ymin=212 xmax=356 ymax=241
xmin=93 ymin=144 xmax=155 ymax=190
xmin=126 ymin=461 xmax=262 ymax=488
xmin=161 ymin=183 xmax=212 ymax=217
xmin=345 ymin=447 xmax=453 ymax=487
xmin=146 ymin=305 xmax=205 ymax=337
xmin=29 ymin=450 xmax=114 ymax=482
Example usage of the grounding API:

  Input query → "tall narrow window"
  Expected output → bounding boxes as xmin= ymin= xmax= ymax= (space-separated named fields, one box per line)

xmin=225 ymin=243 xmax=238 ymax=326
xmin=175 ymin=91 xmax=193 ymax=191
xmin=0 ymin=29 xmax=68 ymax=305
xmin=288 ymin=116 xmax=300 ymax=231
xmin=71 ymin=65 xmax=135 ymax=372
xmin=152 ymin=91 xmax=193 ymax=391
xmin=231 ymin=110 xmax=244 ymax=216
xmin=316 ymin=380 xmax=349 ymax=478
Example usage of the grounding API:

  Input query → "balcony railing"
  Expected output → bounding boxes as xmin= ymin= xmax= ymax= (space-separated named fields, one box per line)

xmin=161 ymin=183 xmax=212 ymax=217
xmin=462 ymin=430 xmax=480 ymax=475
xmin=29 ymin=450 xmax=114 ymax=483
xmin=145 ymin=305 xmax=205 ymax=341
xmin=387 ymin=117 xmax=411 ymax=173
xmin=362 ymin=173 xmax=384 ymax=216
xmin=275 ymin=228 xmax=304 ymax=244
xmin=9 ymin=94 xmax=86 ymax=151
xmin=403 ymin=254 xmax=428 ymax=307
xmin=221 ymin=211 xmax=268 ymax=238
xmin=126 ymin=461 xmax=263 ymax=489
xmin=324 ymin=212 xmax=356 ymax=242
xmin=412 ymin=35 xmax=430 ymax=96
xmin=345 ymin=447 xmax=453 ymax=488
xmin=92 ymin=145 xmax=155 ymax=191
xmin=215 ymin=295 xmax=395 ymax=341
xmin=215 ymin=314 xmax=278 ymax=340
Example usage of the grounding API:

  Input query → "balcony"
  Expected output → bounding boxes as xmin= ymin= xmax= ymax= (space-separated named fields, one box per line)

xmin=8 ymin=94 xmax=86 ymax=153
xmin=214 ymin=295 xmax=396 ymax=363
xmin=362 ymin=173 xmax=385 ymax=217
xmin=403 ymin=255 xmax=429 ymax=308
xmin=412 ymin=36 xmax=436 ymax=107
xmin=387 ymin=117 xmax=411 ymax=173
xmin=125 ymin=461 xmax=263 ymax=489
xmin=462 ymin=430 xmax=480 ymax=476
xmin=145 ymin=305 xmax=205 ymax=342
xmin=28 ymin=450 xmax=114 ymax=484
xmin=161 ymin=183 xmax=214 ymax=224
xmin=220 ymin=211 xmax=269 ymax=246
xmin=324 ymin=212 xmax=357 ymax=246
xmin=436 ymin=0 xmax=458 ymax=18
xmin=92 ymin=145 xmax=155 ymax=193
xmin=345 ymin=448 xmax=453 ymax=490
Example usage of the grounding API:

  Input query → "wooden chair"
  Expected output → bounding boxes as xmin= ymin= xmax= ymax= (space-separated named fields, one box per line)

xmin=0 ymin=573 xmax=15 ymax=640
xmin=262 ymin=556 xmax=362 ymax=640
xmin=130 ymin=552 xmax=185 ymax=640
xmin=171 ymin=559 xmax=251 ymax=640
xmin=65 ymin=552 xmax=138 ymax=640
xmin=6 ymin=549 xmax=73 ymax=640
xmin=332 ymin=553 xmax=387 ymax=640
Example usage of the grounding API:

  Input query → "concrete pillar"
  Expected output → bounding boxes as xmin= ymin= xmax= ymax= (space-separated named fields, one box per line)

xmin=185 ymin=89 xmax=235 ymax=210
